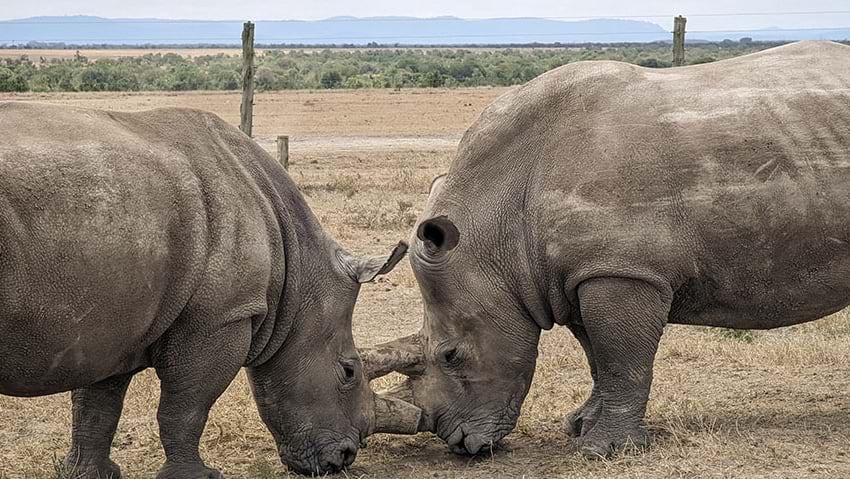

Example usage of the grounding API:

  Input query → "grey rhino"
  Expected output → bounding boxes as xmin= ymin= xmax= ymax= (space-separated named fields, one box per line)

xmin=363 ymin=41 xmax=850 ymax=458
xmin=0 ymin=103 xmax=419 ymax=478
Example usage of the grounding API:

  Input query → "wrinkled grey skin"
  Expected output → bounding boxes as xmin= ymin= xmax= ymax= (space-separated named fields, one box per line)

xmin=0 ymin=103 xmax=408 ymax=477
xmin=378 ymin=41 xmax=850 ymax=458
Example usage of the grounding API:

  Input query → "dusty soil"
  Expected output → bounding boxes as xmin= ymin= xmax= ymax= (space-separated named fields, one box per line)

xmin=1 ymin=88 xmax=849 ymax=478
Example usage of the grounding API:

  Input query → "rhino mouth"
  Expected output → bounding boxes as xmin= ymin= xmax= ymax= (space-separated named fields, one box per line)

xmin=437 ymin=391 xmax=523 ymax=455
xmin=438 ymin=416 xmax=514 ymax=455
xmin=278 ymin=430 xmax=359 ymax=475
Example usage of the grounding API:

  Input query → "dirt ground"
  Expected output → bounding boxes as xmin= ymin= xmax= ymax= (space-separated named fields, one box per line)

xmin=1 ymin=89 xmax=849 ymax=478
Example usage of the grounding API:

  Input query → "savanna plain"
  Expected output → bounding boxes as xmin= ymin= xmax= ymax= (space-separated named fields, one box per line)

xmin=1 ymin=87 xmax=849 ymax=478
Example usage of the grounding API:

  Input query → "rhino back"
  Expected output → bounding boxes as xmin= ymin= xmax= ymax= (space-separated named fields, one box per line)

xmin=437 ymin=41 xmax=850 ymax=329
xmin=0 ymin=103 xmax=283 ymax=395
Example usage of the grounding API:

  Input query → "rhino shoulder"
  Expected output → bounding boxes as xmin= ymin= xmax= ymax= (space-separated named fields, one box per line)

xmin=454 ymin=60 xmax=643 ymax=171
xmin=478 ymin=60 xmax=642 ymax=125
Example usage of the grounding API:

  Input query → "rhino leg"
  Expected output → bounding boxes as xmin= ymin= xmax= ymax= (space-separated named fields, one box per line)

xmin=153 ymin=320 xmax=251 ymax=479
xmin=564 ymin=324 xmax=601 ymax=438
xmin=574 ymin=277 xmax=670 ymax=459
xmin=64 ymin=373 xmax=133 ymax=479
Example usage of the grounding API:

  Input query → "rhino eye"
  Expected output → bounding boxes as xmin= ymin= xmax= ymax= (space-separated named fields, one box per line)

xmin=441 ymin=346 xmax=463 ymax=367
xmin=444 ymin=348 xmax=458 ymax=364
xmin=338 ymin=360 xmax=358 ymax=386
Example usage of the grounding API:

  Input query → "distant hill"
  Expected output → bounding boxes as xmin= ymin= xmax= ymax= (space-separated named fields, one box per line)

xmin=1 ymin=16 xmax=848 ymax=46
xmin=0 ymin=16 xmax=668 ymax=45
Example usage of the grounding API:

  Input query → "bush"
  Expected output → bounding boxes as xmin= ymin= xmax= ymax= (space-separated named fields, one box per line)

xmin=207 ymin=64 xmax=240 ymax=90
xmin=320 ymin=70 xmax=343 ymax=89
xmin=77 ymin=61 xmax=139 ymax=91
xmin=165 ymin=64 xmax=206 ymax=91
xmin=0 ymin=66 xmax=27 ymax=92
xmin=1 ymin=40 xmax=781 ymax=93
xmin=637 ymin=58 xmax=671 ymax=68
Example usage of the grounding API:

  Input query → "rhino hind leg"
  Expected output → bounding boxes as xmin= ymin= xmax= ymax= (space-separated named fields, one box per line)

xmin=573 ymin=277 xmax=671 ymax=459
xmin=152 ymin=319 xmax=252 ymax=479
xmin=63 ymin=373 xmax=134 ymax=479
xmin=564 ymin=324 xmax=601 ymax=438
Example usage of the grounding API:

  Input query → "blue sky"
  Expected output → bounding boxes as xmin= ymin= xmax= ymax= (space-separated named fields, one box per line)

xmin=4 ymin=0 xmax=850 ymax=32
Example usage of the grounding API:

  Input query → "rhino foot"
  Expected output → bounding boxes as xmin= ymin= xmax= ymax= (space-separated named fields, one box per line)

xmin=156 ymin=463 xmax=223 ymax=479
xmin=61 ymin=458 xmax=122 ymax=479
xmin=564 ymin=393 xmax=601 ymax=438
xmin=575 ymin=425 xmax=649 ymax=459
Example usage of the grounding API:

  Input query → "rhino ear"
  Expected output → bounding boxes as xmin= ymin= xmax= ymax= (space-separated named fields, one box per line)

xmin=428 ymin=174 xmax=447 ymax=198
xmin=346 ymin=241 xmax=408 ymax=284
xmin=417 ymin=215 xmax=459 ymax=255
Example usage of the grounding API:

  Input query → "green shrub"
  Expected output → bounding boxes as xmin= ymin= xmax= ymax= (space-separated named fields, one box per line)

xmin=1 ymin=41 xmax=783 ymax=92
xmin=0 ymin=66 xmax=27 ymax=92
xmin=320 ymin=70 xmax=343 ymax=89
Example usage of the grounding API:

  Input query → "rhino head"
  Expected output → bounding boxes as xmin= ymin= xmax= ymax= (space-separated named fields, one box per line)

xmin=246 ymin=240 xmax=423 ymax=474
xmin=362 ymin=175 xmax=543 ymax=455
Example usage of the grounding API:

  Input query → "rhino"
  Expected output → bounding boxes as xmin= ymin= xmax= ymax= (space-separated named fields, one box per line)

xmin=0 ymin=102 xmax=421 ymax=478
xmin=362 ymin=41 xmax=850 ymax=458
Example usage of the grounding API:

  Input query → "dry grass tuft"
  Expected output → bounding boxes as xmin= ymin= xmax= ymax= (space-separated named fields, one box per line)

xmin=343 ymin=198 xmax=418 ymax=230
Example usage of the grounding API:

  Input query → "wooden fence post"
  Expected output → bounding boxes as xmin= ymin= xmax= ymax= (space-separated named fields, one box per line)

xmin=240 ymin=21 xmax=255 ymax=137
xmin=673 ymin=16 xmax=687 ymax=67
xmin=277 ymin=135 xmax=289 ymax=170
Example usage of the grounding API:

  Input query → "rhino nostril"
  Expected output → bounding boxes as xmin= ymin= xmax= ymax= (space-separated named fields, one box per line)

xmin=444 ymin=425 xmax=492 ymax=456
xmin=341 ymin=440 xmax=357 ymax=467
xmin=463 ymin=434 xmax=489 ymax=455
xmin=445 ymin=426 xmax=464 ymax=447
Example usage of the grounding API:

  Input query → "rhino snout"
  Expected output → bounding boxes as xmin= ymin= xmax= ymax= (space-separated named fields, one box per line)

xmin=318 ymin=438 xmax=358 ymax=473
xmin=444 ymin=423 xmax=505 ymax=456
xmin=279 ymin=437 xmax=358 ymax=475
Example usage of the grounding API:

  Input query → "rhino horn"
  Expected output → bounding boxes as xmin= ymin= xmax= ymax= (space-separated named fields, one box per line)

xmin=359 ymin=333 xmax=425 ymax=380
xmin=371 ymin=381 xmax=427 ymax=435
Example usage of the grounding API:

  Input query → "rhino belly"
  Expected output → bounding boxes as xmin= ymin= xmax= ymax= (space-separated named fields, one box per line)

xmin=669 ymin=256 xmax=850 ymax=330
xmin=0 ymin=309 xmax=150 ymax=397
xmin=0 ymin=247 xmax=170 ymax=396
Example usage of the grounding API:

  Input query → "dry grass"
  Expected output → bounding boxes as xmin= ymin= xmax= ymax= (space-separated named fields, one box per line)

xmin=1 ymin=88 xmax=850 ymax=478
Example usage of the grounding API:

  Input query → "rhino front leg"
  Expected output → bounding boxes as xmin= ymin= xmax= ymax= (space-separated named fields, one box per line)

xmin=153 ymin=320 xmax=251 ymax=479
xmin=64 ymin=373 xmax=134 ymax=479
xmin=574 ymin=277 xmax=670 ymax=458
xmin=564 ymin=324 xmax=601 ymax=438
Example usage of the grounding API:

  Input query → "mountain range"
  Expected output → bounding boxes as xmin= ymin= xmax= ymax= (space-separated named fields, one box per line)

xmin=1 ymin=15 xmax=848 ymax=46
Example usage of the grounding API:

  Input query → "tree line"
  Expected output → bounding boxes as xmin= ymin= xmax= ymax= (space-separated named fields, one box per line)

xmin=0 ymin=41 xmax=801 ymax=93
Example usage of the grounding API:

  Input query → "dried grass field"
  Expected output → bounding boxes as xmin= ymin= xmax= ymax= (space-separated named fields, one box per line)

xmin=1 ymin=88 xmax=849 ymax=478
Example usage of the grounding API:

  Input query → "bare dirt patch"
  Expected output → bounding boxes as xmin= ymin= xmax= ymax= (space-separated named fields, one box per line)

xmin=1 ymin=88 xmax=849 ymax=478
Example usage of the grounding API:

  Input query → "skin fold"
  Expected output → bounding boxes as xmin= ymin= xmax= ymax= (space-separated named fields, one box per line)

xmin=0 ymin=103 xmax=413 ymax=478
xmin=367 ymin=41 xmax=850 ymax=459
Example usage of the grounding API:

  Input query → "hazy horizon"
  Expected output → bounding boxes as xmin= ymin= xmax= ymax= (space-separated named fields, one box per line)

xmin=3 ymin=1 xmax=850 ymax=33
